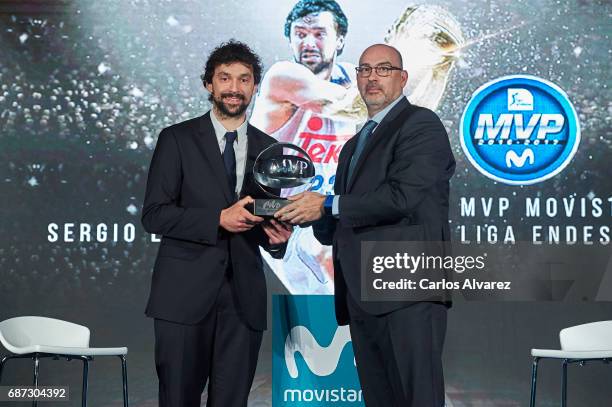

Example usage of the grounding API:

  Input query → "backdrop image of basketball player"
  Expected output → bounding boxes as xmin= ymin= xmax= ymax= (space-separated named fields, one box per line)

xmin=251 ymin=1 xmax=465 ymax=294
xmin=251 ymin=0 xmax=362 ymax=293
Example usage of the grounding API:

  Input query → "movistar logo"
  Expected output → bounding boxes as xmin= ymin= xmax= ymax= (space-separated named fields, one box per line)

xmin=273 ymin=295 xmax=364 ymax=406
xmin=285 ymin=325 xmax=354 ymax=378
xmin=505 ymin=149 xmax=535 ymax=168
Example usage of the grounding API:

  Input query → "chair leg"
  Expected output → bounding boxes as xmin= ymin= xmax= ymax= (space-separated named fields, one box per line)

xmin=33 ymin=354 xmax=40 ymax=386
xmin=0 ymin=355 xmax=9 ymax=385
xmin=1 ymin=355 xmax=35 ymax=385
xmin=561 ymin=359 xmax=568 ymax=407
xmin=530 ymin=357 xmax=540 ymax=407
xmin=81 ymin=358 xmax=89 ymax=407
xmin=119 ymin=355 xmax=129 ymax=407
xmin=32 ymin=354 xmax=40 ymax=407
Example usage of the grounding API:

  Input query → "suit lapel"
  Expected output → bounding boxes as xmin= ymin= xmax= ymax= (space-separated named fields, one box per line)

xmin=194 ymin=112 xmax=233 ymax=203
xmin=346 ymin=97 xmax=411 ymax=192
xmin=241 ymin=124 xmax=260 ymax=195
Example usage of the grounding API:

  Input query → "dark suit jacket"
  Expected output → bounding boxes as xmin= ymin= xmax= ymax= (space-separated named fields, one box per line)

xmin=313 ymin=97 xmax=456 ymax=325
xmin=141 ymin=112 xmax=284 ymax=331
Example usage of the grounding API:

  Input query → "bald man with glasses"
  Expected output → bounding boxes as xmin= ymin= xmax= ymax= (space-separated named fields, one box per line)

xmin=275 ymin=43 xmax=456 ymax=407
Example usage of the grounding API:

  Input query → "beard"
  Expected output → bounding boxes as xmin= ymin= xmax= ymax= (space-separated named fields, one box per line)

xmin=298 ymin=51 xmax=334 ymax=75
xmin=362 ymin=84 xmax=389 ymax=108
xmin=211 ymin=92 xmax=250 ymax=118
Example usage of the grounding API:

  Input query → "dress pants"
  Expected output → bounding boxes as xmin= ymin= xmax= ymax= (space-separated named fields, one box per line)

xmin=347 ymin=293 xmax=447 ymax=407
xmin=154 ymin=273 xmax=263 ymax=407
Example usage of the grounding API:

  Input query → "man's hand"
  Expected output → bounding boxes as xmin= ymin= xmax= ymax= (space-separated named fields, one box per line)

xmin=274 ymin=191 xmax=325 ymax=225
xmin=220 ymin=196 xmax=263 ymax=233
xmin=262 ymin=219 xmax=293 ymax=245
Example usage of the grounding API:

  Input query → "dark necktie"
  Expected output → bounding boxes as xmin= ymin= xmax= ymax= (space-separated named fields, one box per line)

xmin=222 ymin=131 xmax=238 ymax=196
xmin=347 ymin=120 xmax=377 ymax=182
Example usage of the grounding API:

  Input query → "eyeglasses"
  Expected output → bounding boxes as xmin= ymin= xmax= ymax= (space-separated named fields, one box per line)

xmin=355 ymin=65 xmax=403 ymax=78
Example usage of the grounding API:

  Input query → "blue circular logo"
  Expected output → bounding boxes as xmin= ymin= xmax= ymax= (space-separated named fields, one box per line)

xmin=460 ymin=75 xmax=580 ymax=185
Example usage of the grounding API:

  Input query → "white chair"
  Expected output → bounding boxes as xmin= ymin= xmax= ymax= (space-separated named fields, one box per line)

xmin=0 ymin=316 xmax=128 ymax=407
xmin=530 ymin=320 xmax=612 ymax=407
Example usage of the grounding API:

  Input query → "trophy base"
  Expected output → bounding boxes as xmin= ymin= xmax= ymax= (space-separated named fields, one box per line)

xmin=251 ymin=198 xmax=291 ymax=217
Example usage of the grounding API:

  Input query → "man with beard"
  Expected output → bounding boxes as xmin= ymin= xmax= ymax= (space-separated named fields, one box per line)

xmin=251 ymin=0 xmax=363 ymax=294
xmin=141 ymin=40 xmax=292 ymax=407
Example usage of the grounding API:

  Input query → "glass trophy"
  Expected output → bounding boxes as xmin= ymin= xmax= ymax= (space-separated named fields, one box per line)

xmin=251 ymin=142 xmax=315 ymax=216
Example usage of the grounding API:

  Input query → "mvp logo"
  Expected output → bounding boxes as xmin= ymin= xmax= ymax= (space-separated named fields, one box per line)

xmin=460 ymin=75 xmax=580 ymax=185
